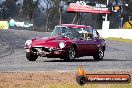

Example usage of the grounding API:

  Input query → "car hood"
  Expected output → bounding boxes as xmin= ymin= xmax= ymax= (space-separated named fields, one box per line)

xmin=31 ymin=36 xmax=72 ymax=48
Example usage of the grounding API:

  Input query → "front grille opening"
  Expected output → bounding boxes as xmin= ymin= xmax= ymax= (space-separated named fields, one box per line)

xmin=32 ymin=47 xmax=51 ymax=52
xmin=32 ymin=48 xmax=37 ymax=52
xmin=42 ymin=47 xmax=50 ymax=52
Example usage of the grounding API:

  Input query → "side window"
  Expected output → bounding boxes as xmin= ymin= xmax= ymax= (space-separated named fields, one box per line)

xmin=85 ymin=28 xmax=93 ymax=39
xmin=76 ymin=28 xmax=84 ymax=38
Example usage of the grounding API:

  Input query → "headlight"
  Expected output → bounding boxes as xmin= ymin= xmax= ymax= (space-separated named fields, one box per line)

xmin=58 ymin=42 xmax=65 ymax=49
xmin=25 ymin=40 xmax=32 ymax=46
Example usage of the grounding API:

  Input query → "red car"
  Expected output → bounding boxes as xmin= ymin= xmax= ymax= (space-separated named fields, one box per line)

xmin=24 ymin=24 xmax=106 ymax=61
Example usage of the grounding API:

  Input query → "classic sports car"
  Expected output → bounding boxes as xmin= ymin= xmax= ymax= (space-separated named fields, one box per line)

xmin=24 ymin=24 xmax=106 ymax=61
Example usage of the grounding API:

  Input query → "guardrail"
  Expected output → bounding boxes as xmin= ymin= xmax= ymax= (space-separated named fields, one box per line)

xmin=97 ymin=29 xmax=132 ymax=40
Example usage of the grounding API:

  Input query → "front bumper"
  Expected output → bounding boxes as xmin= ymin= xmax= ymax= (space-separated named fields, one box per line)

xmin=24 ymin=46 xmax=68 ymax=57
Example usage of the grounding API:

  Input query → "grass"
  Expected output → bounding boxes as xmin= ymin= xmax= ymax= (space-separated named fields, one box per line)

xmin=105 ymin=37 xmax=132 ymax=43
xmin=25 ymin=83 xmax=132 ymax=88
xmin=0 ymin=81 xmax=131 ymax=88
xmin=49 ymin=84 xmax=98 ymax=88
xmin=48 ymin=83 xmax=132 ymax=88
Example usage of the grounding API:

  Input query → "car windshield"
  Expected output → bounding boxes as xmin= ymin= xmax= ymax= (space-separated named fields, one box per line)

xmin=52 ymin=26 xmax=81 ymax=39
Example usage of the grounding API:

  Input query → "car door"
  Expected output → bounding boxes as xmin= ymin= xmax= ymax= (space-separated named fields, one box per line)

xmin=84 ymin=38 xmax=99 ymax=55
xmin=83 ymin=28 xmax=100 ymax=55
xmin=75 ymin=28 xmax=99 ymax=56
xmin=75 ymin=39 xmax=87 ymax=56
xmin=75 ymin=38 xmax=98 ymax=56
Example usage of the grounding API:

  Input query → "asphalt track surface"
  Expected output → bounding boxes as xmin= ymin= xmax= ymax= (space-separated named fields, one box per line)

xmin=0 ymin=29 xmax=132 ymax=72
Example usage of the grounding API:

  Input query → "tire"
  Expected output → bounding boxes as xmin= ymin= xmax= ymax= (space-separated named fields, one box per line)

xmin=26 ymin=52 xmax=38 ymax=61
xmin=93 ymin=47 xmax=104 ymax=61
xmin=63 ymin=46 xmax=76 ymax=61
xmin=76 ymin=75 xmax=86 ymax=85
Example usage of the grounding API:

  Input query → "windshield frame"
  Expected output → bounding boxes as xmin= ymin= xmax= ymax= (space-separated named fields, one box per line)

xmin=52 ymin=25 xmax=97 ymax=40
xmin=52 ymin=26 xmax=82 ymax=39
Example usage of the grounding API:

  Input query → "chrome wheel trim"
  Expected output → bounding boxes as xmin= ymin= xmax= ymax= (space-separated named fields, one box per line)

xmin=68 ymin=47 xmax=75 ymax=60
xmin=99 ymin=48 xmax=104 ymax=58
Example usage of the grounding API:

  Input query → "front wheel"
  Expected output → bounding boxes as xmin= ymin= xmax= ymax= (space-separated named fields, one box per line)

xmin=93 ymin=47 xmax=104 ymax=61
xmin=26 ymin=52 xmax=38 ymax=61
xmin=63 ymin=46 xmax=76 ymax=61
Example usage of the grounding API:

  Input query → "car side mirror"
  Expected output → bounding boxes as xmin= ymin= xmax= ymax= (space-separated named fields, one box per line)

xmin=93 ymin=31 xmax=100 ymax=38
xmin=96 ymin=32 xmax=100 ymax=38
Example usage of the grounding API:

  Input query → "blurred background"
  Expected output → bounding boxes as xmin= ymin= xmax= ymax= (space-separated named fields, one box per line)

xmin=0 ymin=0 xmax=132 ymax=31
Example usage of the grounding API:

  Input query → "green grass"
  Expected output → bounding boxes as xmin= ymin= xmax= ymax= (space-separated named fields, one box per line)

xmin=105 ymin=37 xmax=132 ymax=43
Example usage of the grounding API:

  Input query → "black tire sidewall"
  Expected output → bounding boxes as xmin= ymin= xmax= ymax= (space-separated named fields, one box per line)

xmin=26 ymin=52 xmax=38 ymax=61
xmin=64 ymin=46 xmax=76 ymax=61
xmin=93 ymin=47 xmax=104 ymax=60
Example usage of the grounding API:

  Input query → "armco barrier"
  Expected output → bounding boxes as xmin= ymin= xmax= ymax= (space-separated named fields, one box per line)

xmin=97 ymin=29 xmax=132 ymax=40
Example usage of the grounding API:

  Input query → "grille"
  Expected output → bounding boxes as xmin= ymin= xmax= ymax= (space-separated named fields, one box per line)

xmin=32 ymin=47 xmax=51 ymax=52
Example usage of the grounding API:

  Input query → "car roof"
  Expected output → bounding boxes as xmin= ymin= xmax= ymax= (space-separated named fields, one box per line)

xmin=59 ymin=24 xmax=92 ymax=28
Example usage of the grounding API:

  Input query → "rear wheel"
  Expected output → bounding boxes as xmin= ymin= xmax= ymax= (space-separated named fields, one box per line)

xmin=26 ymin=52 xmax=38 ymax=61
xmin=93 ymin=47 xmax=104 ymax=61
xmin=63 ymin=46 xmax=76 ymax=61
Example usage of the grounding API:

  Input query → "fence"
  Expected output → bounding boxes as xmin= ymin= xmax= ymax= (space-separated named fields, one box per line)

xmin=97 ymin=29 xmax=132 ymax=40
